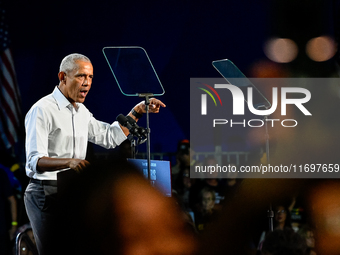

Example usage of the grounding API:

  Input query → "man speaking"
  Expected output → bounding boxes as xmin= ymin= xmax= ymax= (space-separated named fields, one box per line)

xmin=24 ymin=53 xmax=165 ymax=255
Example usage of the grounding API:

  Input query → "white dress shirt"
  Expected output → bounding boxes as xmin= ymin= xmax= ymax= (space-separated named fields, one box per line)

xmin=25 ymin=86 xmax=127 ymax=180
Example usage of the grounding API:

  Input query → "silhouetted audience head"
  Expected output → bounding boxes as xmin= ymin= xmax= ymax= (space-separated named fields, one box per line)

xmin=177 ymin=139 xmax=190 ymax=155
xmin=174 ymin=166 xmax=194 ymax=192
xmin=262 ymin=228 xmax=307 ymax=255
xmin=199 ymin=187 xmax=216 ymax=214
xmin=59 ymin=157 xmax=196 ymax=255
xmin=297 ymin=225 xmax=316 ymax=255
xmin=176 ymin=139 xmax=191 ymax=166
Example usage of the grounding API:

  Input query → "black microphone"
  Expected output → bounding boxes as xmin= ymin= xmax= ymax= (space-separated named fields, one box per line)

xmin=116 ymin=114 xmax=142 ymax=138
xmin=126 ymin=116 xmax=148 ymax=138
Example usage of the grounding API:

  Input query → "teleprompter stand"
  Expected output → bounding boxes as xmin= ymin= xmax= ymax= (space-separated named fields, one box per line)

xmin=138 ymin=93 xmax=153 ymax=181
xmin=212 ymin=59 xmax=274 ymax=231
xmin=102 ymin=46 xmax=165 ymax=182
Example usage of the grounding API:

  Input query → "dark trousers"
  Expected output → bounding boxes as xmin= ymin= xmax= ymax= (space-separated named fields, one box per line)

xmin=24 ymin=182 xmax=58 ymax=255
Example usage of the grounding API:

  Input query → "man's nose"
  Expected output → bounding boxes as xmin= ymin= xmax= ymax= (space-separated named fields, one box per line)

xmin=83 ymin=76 xmax=91 ymax=86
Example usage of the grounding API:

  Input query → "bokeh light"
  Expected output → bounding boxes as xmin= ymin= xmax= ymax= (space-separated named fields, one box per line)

xmin=264 ymin=38 xmax=299 ymax=63
xmin=306 ymin=36 xmax=336 ymax=62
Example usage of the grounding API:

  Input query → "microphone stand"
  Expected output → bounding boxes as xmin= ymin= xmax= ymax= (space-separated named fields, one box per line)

xmin=211 ymin=59 xmax=274 ymax=231
xmin=139 ymin=93 xmax=153 ymax=181
xmin=130 ymin=138 xmax=136 ymax=159
xmin=257 ymin=106 xmax=273 ymax=232
xmin=264 ymin=113 xmax=273 ymax=232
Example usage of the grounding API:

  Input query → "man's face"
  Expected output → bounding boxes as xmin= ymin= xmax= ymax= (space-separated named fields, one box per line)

xmin=63 ymin=60 xmax=93 ymax=106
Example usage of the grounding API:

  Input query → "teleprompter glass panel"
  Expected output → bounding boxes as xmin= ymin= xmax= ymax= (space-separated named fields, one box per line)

xmin=103 ymin=46 xmax=165 ymax=96
xmin=212 ymin=59 xmax=271 ymax=109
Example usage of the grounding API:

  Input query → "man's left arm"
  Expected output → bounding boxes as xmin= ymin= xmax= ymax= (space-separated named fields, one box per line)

xmin=88 ymin=98 xmax=165 ymax=147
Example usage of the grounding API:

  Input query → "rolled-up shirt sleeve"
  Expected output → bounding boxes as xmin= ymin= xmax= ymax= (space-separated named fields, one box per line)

xmin=88 ymin=116 xmax=127 ymax=149
xmin=25 ymin=106 xmax=49 ymax=176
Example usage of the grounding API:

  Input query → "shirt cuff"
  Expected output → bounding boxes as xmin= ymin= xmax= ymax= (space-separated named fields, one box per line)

xmin=29 ymin=153 xmax=48 ymax=173
xmin=112 ymin=121 xmax=127 ymax=145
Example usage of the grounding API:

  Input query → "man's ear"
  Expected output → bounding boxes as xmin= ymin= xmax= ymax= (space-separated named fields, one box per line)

xmin=58 ymin=72 xmax=66 ymax=82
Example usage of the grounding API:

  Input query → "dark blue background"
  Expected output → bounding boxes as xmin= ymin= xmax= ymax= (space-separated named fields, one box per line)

xmin=5 ymin=0 xmax=337 ymax=154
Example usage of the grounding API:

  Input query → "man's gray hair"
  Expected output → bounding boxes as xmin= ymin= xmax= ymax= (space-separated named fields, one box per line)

xmin=59 ymin=53 xmax=91 ymax=73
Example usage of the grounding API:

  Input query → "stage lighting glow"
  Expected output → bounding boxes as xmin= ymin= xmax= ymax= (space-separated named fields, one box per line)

xmin=264 ymin=38 xmax=298 ymax=63
xmin=306 ymin=36 xmax=336 ymax=62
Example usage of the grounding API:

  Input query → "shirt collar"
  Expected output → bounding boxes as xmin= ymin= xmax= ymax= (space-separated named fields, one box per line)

xmin=52 ymin=86 xmax=79 ymax=111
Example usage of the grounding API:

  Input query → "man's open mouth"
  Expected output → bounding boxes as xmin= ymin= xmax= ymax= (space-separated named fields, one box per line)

xmin=80 ymin=90 xmax=88 ymax=97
